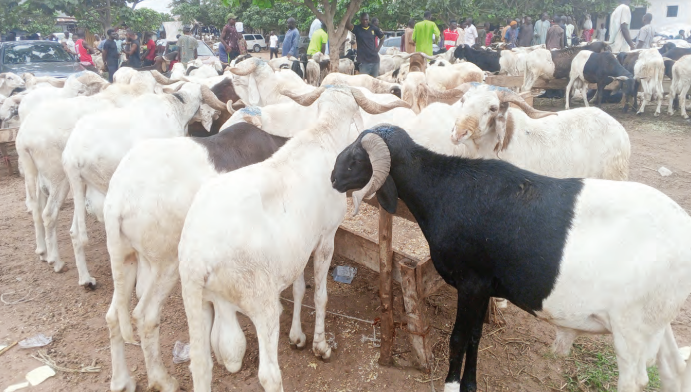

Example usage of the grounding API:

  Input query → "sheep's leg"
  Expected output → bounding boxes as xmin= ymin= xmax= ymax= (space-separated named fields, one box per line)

xmin=42 ymin=179 xmax=69 ymax=272
xmin=105 ymin=254 xmax=138 ymax=392
xmin=637 ymin=81 xmax=649 ymax=115
xmin=596 ymin=82 xmax=606 ymax=107
xmin=105 ymin=219 xmax=138 ymax=392
xmin=459 ymin=295 xmax=490 ymax=391
xmin=654 ymin=78 xmax=663 ymax=117
xmin=288 ymin=272 xmax=307 ymax=348
xmin=20 ymin=152 xmax=47 ymax=262
xmin=552 ymin=327 xmax=578 ymax=356
xmin=564 ymin=78 xmax=575 ymax=110
xmin=65 ymin=163 xmax=96 ymax=287
xmin=131 ymin=261 xmax=179 ymax=392
xmin=311 ymin=235 xmax=335 ymax=360
xmin=210 ymin=300 xmax=246 ymax=373
xmin=445 ymin=273 xmax=492 ymax=392
xmin=252 ymin=301 xmax=284 ymax=392
xmin=180 ymin=276 xmax=213 ymax=392
xmin=632 ymin=80 xmax=640 ymax=112
xmin=679 ymin=85 xmax=690 ymax=119
xmin=668 ymin=87 xmax=677 ymax=116
xmin=656 ymin=324 xmax=684 ymax=392
xmin=580 ymin=82 xmax=590 ymax=108
xmin=611 ymin=317 xmax=652 ymax=392
xmin=69 ymin=210 xmax=95 ymax=288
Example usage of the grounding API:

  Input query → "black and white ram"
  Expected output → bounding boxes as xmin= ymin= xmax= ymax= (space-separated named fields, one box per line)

xmin=331 ymin=125 xmax=691 ymax=392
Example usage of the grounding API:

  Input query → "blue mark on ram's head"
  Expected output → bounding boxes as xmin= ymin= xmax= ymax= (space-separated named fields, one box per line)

xmin=240 ymin=106 xmax=262 ymax=116
xmin=369 ymin=124 xmax=399 ymax=137
xmin=484 ymin=84 xmax=514 ymax=93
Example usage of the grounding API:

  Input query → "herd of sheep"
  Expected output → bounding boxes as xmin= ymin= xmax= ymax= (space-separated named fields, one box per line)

xmin=0 ymin=40 xmax=690 ymax=392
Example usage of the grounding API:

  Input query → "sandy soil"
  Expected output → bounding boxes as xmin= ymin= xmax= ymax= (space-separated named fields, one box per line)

xmin=0 ymin=98 xmax=690 ymax=392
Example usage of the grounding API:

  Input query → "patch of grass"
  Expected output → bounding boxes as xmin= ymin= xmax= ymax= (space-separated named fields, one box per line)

xmin=563 ymin=337 xmax=661 ymax=391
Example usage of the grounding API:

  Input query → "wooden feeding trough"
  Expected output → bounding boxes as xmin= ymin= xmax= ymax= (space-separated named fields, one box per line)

xmin=0 ymin=127 xmax=18 ymax=176
xmin=334 ymin=198 xmax=444 ymax=371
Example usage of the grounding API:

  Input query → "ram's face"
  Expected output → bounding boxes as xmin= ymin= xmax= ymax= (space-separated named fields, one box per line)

xmin=331 ymin=136 xmax=373 ymax=194
xmin=451 ymin=90 xmax=499 ymax=145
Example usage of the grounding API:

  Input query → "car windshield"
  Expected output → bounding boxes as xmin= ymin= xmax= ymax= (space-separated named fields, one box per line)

xmin=386 ymin=37 xmax=400 ymax=47
xmin=167 ymin=40 xmax=214 ymax=56
xmin=3 ymin=43 xmax=73 ymax=64
xmin=196 ymin=41 xmax=214 ymax=56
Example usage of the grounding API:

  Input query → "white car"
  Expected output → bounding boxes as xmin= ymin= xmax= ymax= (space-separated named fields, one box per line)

xmin=244 ymin=34 xmax=267 ymax=52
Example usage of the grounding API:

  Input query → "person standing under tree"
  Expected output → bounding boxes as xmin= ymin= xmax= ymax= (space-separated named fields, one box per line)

xmin=565 ymin=16 xmax=575 ymax=46
xmin=545 ymin=17 xmax=564 ymax=50
xmin=141 ymin=32 xmax=157 ymax=66
xmin=346 ymin=13 xmax=385 ymax=77
xmin=401 ymin=19 xmax=416 ymax=53
xmin=442 ymin=21 xmax=461 ymax=50
xmin=282 ymin=17 xmax=300 ymax=58
xmin=177 ymin=26 xmax=198 ymax=68
xmin=609 ymin=0 xmax=635 ymax=53
xmin=504 ymin=21 xmax=519 ymax=48
xmin=74 ymin=30 xmax=95 ymax=67
xmin=636 ymin=13 xmax=655 ymax=49
xmin=124 ymin=30 xmax=141 ymax=68
xmin=269 ymin=31 xmax=278 ymax=59
xmin=533 ymin=13 xmax=550 ymax=45
xmin=307 ymin=22 xmax=328 ymax=56
xmin=101 ymin=29 xmax=119 ymax=83
xmin=464 ymin=17 xmax=478 ymax=46
xmin=412 ymin=11 xmax=440 ymax=56
xmin=518 ymin=17 xmax=533 ymax=47
xmin=220 ymin=13 xmax=242 ymax=63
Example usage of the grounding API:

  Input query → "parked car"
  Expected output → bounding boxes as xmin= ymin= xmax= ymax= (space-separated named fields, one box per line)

xmin=244 ymin=34 xmax=267 ymax=52
xmin=167 ymin=39 xmax=216 ymax=61
xmin=378 ymin=36 xmax=439 ymax=54
xmin=0 ymin=40 xmax=86 ymax=78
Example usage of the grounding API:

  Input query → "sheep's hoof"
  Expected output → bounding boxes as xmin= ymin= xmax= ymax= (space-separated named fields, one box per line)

xmin=36 ymin=249 xmax=48 ymax=262
xmin=53 ymin=261 xmax=67 ymax=273
xmin=313 ymin=342 xmax=332 ymax=361
xmin=81 ymin=279 xmax=97 ymax=290
xmin=654 ymin=112 xmax=660 ymax=117
xmin=289 ymin=332 xmax=307 ymax=349
xmin=110 ymin=376 xmax=136 ymax=392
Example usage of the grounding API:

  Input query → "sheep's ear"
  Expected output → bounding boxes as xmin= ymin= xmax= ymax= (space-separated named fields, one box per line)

xmin=376 ymin=175 xmax=398 ymax=214
xmin=493 ymin=102 xmax=511 ymax=152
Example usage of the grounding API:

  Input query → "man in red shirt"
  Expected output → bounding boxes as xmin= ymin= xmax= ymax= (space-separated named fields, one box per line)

xmin=73 ymin=30 xmax=95 ymax=67
xmin=443 ymin=20 xmax=461 ymax=50
xmin=141 ymin=32 xmax=157 ymax=66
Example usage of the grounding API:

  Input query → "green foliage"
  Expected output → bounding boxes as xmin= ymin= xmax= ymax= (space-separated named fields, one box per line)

xmin=119 ymin=7 xmax=172 ymax=33
xmin=0 ymin=1 xmax=58 ymax=36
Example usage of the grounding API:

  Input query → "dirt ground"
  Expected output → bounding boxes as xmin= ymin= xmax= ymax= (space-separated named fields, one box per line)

xmin=1 ymin=98 xmax=690 ymax=392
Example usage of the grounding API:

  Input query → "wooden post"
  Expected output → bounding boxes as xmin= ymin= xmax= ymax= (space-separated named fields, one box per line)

xmin=399 ymin=258 xmax=433 ymax=371
xmin=377 ymin=204 xmax=395 ymax=366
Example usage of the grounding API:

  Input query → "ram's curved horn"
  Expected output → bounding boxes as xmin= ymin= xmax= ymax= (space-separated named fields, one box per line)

xmin=423 ymin=83 xmax=475 ymax=101
xmin=420 ymin=52 xmax=437 ymax=60
xmin=200 ymin=85 xmax=228 ymax=112
xmin=281 ymin=87 xmax=326 ymax=106
xmin=351 ymin=133 xmax=392 ymax=216
xmin=228 ymin=59 xmax=259 ymax=76
xmin=495 ymin=89 xmax=556 ymax=119
xmin=350 ymin=87 xmax=410 ymax=114
xmin=393 ymin=52 xmax=413 ymax=60
xmin=150 ymin=70 xmax=175 ymax=85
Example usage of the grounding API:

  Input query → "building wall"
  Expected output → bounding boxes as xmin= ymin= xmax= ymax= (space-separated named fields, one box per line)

xmin=628 ymin=0 xmax=690 ymax=37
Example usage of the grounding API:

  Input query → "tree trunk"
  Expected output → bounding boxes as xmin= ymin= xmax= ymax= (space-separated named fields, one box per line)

xmin=303 ymin=0 xmax=364 ymax=74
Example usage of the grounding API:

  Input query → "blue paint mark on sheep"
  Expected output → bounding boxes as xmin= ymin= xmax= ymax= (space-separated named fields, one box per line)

xmin=240 ymin=106 xmax=262 ymax=116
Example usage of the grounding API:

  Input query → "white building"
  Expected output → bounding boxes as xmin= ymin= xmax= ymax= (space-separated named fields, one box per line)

xmin=618 ymin=0 xmax=690 ymax=38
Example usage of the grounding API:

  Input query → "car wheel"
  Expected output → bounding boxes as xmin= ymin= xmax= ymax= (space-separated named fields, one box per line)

xmin=253 ymin=45 xmax=261 ymax=53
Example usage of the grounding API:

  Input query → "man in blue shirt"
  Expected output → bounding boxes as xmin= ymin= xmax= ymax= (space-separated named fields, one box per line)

xmin=282 ymin=17 xmax=300 ymax=58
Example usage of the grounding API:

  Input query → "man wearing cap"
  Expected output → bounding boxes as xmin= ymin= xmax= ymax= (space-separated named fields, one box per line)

xmin=504 ymin=21 xmax=519 ymax=48
xmin=220 ymin=13 xmax=243 ymax=63
xmin=177 ymin=25 xmax=198 ymax=68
